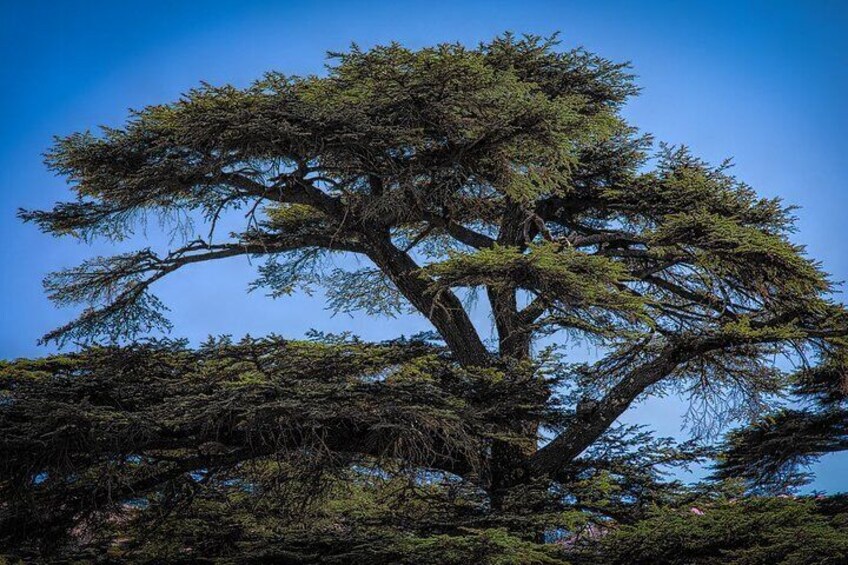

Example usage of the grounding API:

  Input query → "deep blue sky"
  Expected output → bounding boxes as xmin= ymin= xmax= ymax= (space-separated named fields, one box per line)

xmin=2 ymin=0 xmax=846 ymax=490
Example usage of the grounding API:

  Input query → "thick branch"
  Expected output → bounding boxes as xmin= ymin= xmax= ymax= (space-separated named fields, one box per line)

xmin=528 ymin=325 xmax=827 ymax=476
xmin=535 ymin=195 xmax=603 ymax=227
xmin=419 ymin=212 xmax=496 ymax=250
xmin=529 ymin=341 xmax=693 ymax=476
xmin=364 ymin=234 xmax=490 ymax=367
xmin=486 ymin=199 xmax=533 ymax=360
xmin=488 ymin=286 xmax=531 ymax=359
xmin=219 ymin=172 xmax=343 ymax=215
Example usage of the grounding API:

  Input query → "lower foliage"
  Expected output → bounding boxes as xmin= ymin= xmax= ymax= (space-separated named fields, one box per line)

xmin=1 ymin=338 xmax=846 ymax=563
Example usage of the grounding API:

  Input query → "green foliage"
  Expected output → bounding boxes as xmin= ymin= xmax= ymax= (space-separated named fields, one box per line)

xmin=580 ymin=497 xmax=848 ymax=565
xmin=649 ymin=210 xmax=826 ymax=301
xmin=427 ymin=242 xmax=649 ymax=332
xmin=394 ymin=529 xmax=570 ymax=565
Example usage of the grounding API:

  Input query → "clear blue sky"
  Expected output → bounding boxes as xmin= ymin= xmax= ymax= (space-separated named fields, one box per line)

xmin=1 ymin=0 xmax=846 ymax=491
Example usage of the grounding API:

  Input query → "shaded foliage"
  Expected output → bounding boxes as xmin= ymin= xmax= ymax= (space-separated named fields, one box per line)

xmin=575 ymin=496 xmax=848 ymax=565
xmin=4 ymin=340 xmax=846 ymax=563
xmin=0 ymin=338 xmax=703 ymax=562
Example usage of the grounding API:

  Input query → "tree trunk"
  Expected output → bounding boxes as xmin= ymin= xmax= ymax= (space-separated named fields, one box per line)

xmin=486 ymin=285 xmax=541 ymax=507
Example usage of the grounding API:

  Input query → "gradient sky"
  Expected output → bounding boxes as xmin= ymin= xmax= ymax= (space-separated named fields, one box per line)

xmin=2 ymin=0 xmax=846 ymax=491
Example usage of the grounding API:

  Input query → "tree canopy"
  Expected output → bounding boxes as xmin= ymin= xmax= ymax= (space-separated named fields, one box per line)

xmin=5 ymin=33 xmax=848 ymax=563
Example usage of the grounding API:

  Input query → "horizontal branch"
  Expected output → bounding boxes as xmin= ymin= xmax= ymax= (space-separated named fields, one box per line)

xmin=41 ymin=232 xmax=364 ymax=346
xmin=419 ymin=212 xmax=496 ymax=250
